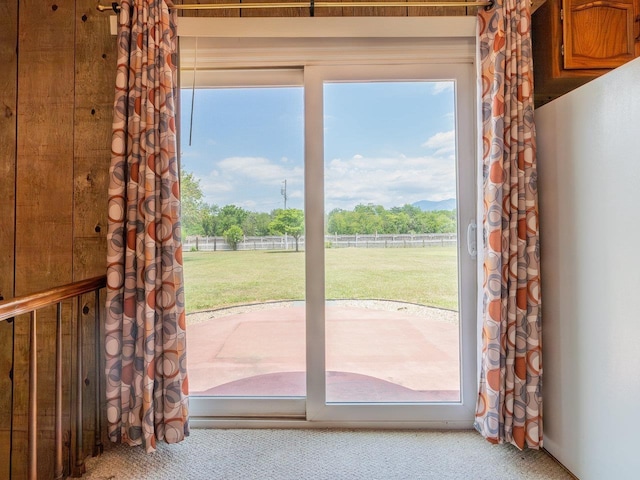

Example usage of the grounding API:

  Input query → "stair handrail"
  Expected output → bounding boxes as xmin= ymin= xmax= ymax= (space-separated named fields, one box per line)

xmin=0 ymin=275 xmax=107 ymax=479
xmin=0 ymin=275 xmax=106 ymax=322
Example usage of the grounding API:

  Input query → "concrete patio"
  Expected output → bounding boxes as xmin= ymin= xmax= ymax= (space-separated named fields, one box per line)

xmin=187 ymin=301 xmax=460 ymax=403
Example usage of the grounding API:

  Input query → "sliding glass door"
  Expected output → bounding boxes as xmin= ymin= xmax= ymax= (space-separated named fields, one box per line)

xmin=305 ymin=64 xmax=476 ymax=424
xmin=186 ymin=63 xmax=476 ymax=425
xmin=184 ymin=71 xmax=307 ymax=417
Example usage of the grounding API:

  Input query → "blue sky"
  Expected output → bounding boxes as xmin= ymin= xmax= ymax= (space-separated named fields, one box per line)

xmin=180 ymin=81 xmax=456 ymax=212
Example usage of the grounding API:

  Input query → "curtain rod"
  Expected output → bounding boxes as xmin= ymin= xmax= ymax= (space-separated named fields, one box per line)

xmin=96 ymin=1 xmax=494 ymax=13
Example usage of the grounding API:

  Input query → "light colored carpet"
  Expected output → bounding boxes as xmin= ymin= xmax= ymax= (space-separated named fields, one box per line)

xmin=83 ymin=429 xmax=573 ymax=480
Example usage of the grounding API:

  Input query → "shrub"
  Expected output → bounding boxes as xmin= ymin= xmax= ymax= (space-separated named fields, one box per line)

xmin=223 ymin=225 xmax=244 ymax=251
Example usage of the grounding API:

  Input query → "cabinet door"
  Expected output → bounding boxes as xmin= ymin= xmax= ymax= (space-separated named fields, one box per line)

xmin=563 ymin=0 xmax=637 ymax=69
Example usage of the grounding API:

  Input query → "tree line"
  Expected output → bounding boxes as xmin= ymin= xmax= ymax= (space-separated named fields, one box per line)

xmin=327 ymin=204 xmax=456 ymax=235
xmin=181 ymin=171 xmax=304 ymax=250
xmin=180 ymin=170 xmax=456 ymax=249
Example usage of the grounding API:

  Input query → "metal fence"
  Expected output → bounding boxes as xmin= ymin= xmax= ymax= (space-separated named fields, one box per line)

xmin=184 ymin=233 xmax=457 ymax=252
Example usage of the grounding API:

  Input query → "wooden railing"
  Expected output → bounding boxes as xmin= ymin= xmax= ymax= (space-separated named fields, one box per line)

xmin=0 ymin=276 xmax=107 ymax=480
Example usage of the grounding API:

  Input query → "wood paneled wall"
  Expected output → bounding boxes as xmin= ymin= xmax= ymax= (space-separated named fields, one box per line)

xmin=1 ymin=1 xmax=115 ymax=477
xmin=1 ymin=1 xmax=473 ymax=478
xmin=178 ymin=0 xmax=471 ymax=17
xmin=14 ymin=1 xmax=76 ymax=477
xmin=0 ymin=2 xmax=18 ymax=479
xmin=74 ymin=1 xmax=114 ymax=472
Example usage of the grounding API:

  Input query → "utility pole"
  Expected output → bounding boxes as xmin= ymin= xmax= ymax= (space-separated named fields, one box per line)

xmin=281 ymin=179 xmax=288 ymax=250
xmin=281 ymin=179 xmax=288 ymax=210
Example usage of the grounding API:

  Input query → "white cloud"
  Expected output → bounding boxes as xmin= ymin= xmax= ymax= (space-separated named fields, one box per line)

xmin=200 ymin=179 xmax=233 ymax=197
xmin=422 ymin=130 xmax=456 ymax=156
xmin=324 ymin=153 xmax=456 ymax=211
xmin=289 ymin=189 xmax=304 ymax=199
xmin=199 ymin=156 xmax=304 ymax=211
xmin=432 ymin=82 xmax=454 ymax=95
xmin=196 ymin=153 xmax=455 ymax=213
xmin=217 ymin=156 xmax=303 ymax=185
xmin=180 ymin=150 xmax=203 ymax=159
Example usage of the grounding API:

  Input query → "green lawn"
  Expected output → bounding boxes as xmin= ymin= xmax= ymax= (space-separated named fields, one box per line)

xmin=183 ymin=247 xmax=459 ymax=313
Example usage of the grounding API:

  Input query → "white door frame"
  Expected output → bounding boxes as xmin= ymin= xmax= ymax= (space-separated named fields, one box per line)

xmin=184 ymin=19 xmax=478 ymax=428
xmin=304 ymin=63 xmax=477 ymax=426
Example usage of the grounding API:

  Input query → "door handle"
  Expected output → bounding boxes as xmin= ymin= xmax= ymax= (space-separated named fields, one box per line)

xmin=467 ymin=222 xmax=477 ymax=259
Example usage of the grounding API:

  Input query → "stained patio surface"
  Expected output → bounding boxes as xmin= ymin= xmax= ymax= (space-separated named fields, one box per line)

xmin=187 ymin=301 xmax=460 ymax=402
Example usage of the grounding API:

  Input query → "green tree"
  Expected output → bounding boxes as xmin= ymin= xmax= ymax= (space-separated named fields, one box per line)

xmin=242 ymin=211 xmax=273 ymax=237
xmin=391 ymin=204 xmax=422 ymax=233
xmin=180 ymin=170 xmax=206 ymax=236
xmin=326 ymin=203 xmax=457 ymax=235
xmin=415 ymin=210 xmax=457 ymax=233
xmin=430 ymin=210 xmax=457 ymax=233
xmin=327 ymin=208 xmax=348 ymax=235
xmin=201 ymin=204 xmax=219 ymax=237
xmin=223 ymin=225 xmax=244 ymax=251
xmin=216 ymin=205 xmax=249 ymax=235
xmin=269 ymin=208 xmax=305 ymax=252
xmin=353 ymin=203 xmax=383 ymax=234
xmin=382 ymin=212 xmax=411 ymax=234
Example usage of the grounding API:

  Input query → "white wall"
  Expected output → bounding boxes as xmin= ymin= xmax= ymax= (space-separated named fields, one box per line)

xmin=536 ymin=57 xmax=640 ymax=479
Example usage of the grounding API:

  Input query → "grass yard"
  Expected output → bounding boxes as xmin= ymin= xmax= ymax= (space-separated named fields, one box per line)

xmin=183 ymin=247 xmax=459 ymax=313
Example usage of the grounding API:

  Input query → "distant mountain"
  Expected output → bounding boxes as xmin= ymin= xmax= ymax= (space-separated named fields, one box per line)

xmin=412 ymin=198 xmax=457 ymax=211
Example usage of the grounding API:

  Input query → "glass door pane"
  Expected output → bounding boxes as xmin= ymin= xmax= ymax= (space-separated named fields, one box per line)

xmin=323 ymin=81 xmax=461 ymax=404
xmin=181 ymin=85 xmax=306 ymax=402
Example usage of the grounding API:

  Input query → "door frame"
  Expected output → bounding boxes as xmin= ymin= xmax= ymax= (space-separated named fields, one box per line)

xmin=304 ymin=63 xmax=477 ymax=426
xmin=183 ymin=19 xmax=478 ymax=428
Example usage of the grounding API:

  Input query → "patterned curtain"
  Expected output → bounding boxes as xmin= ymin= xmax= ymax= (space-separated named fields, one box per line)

xmin=105 ymin=0 xmax=189 ymax=452
xmin=475 ymin=0 xmax=542 ymax=449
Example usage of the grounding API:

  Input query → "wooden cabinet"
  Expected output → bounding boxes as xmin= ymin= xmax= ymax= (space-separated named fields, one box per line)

xmin=563 ymin=0 xmax=638 ymax=69
xmin=532 ymin=0 xmax=640 ymax=106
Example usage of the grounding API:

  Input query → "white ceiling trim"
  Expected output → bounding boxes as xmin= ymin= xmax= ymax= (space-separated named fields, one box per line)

xmin=109 ymin=16 xmax=476 ymax=83
xmin=179 ymin=38 xmax=475 ymax=79
xmin=177 ymin=16 xmax=476 ymax=38
xmin=109 ymin=16 xmax=476 ymax=38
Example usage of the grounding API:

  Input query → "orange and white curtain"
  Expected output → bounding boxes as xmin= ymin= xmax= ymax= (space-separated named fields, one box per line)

xmin=475 ymin=0 xmax=543 ymax=449
xmin=105 ymin=0 xmax=189 ymax=452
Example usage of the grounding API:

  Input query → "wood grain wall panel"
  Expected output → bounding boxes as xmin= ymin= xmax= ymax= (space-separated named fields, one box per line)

xmin=72 ymin=242 xmax=107 ymax=459
xmin=73 ymin=152 xmax=110 ymax=237
xmin=14 ymin=1 xmax=76 ymax=478
xmin=15 ymin=0 xmax=75 ymax=289
xmin=314 ymin=3 xmax=344 ymax=17
xmin=61 ymin=299 xmax=76 ymax=476
xmin=74 ymin=2 xmax=113 ymax=256
xmin=342 ymin=1 xmax=407 ymax=17
xmin=0 ymin=319 xmax=12 ymax=480
xmin=10 ymin=314 xmax=30 ymax=480
xmin=74 ymin=0 xmax=116 ymax=464
xmin=240 ymin=0 xmax=311 ymax=17
xmin=180 ymin=0 xmax=200 ymax=17
xmin=180 ymin=0 xmax=240 ymax=17
xmin=408 ymin=2 xmax=468 ymax=16
xmin=77 ymin=291 xmax=104 ymax=459
xmin=174 ymin=0 xmax=479 ymax=18
xmin=0 ymin=0 xmax=17 ymax=301
xmin=0 ymin=1 xmax=17 ymax=478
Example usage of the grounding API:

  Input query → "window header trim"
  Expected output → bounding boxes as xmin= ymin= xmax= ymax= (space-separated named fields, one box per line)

xmin=110 ymin=16 xmax=476 ymax=39
xmin=170 ymin=17 xmax=476 ymax=88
